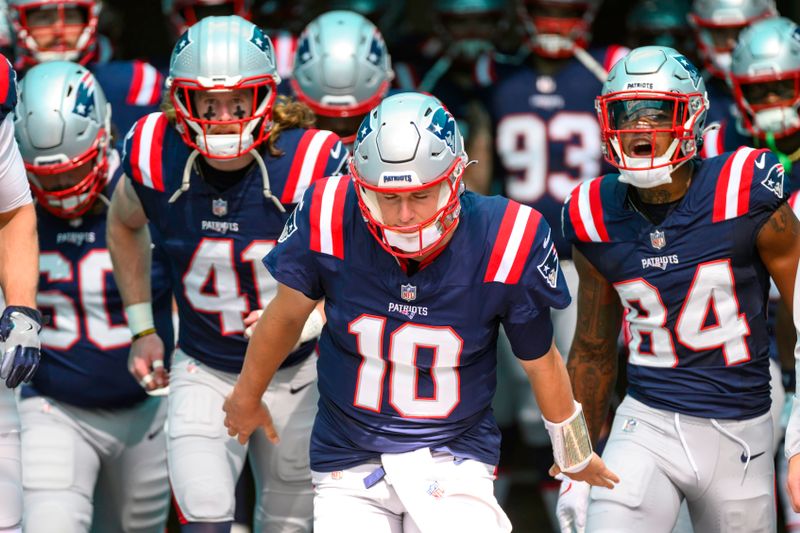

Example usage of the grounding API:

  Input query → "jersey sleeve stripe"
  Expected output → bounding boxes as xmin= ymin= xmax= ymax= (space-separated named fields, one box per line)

xmin=309 ymin=133 xmax=342 ymax=191
xmin=281 ymin=130 xmax=316 ymax=203
xmin=484 ymin=201 xmax=519 ymax=282
xmin=713 ymin=146 xmax=758 ymax=222
xmin=506 ymin=207 xmax=542 ymax=284
xmin=130 ymin=113 xmax=166 ymax=191
xmin=310 ymin=176 xmax=347 ymax=259
xmin=571 ymin=179 xmax=608 ymax=242
xmin=484 ymin=202 xmax=542 ymax=283
xmin=127 ymin=61 xmax=163 ymax=106
xmin=790 ymin=191 xmax=800 ymax=217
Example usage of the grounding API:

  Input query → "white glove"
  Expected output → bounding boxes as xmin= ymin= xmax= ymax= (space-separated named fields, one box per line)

xmin=556 ymin=476 xmax=591 ymax=533
xmin=0 ymin=306 xmax=42 ymax=388
xmin=244 ymin=308 xmax=324 ymax=351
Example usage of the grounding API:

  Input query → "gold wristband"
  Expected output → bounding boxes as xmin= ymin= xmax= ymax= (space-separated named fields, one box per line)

xmin=131 ymin=328 xmax=157 ymax=342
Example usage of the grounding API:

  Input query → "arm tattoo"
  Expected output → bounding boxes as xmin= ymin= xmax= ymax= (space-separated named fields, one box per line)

xmin=567 ymin=249 xmax=623 ymax=444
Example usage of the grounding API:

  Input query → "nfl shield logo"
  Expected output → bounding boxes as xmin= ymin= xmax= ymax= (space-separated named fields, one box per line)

xmin=400 ymin=283 xmax=416 ymax=302
xmin=650 ymin=229 xmax=666 ymax=250
xmin=212 ymin=198 xmax=228 ymax=217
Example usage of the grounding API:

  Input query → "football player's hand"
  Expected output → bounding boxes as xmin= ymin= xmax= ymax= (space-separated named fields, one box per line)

xmin=0 ymin=306 xmax=42 ymax=388
xmin=787 ymin=454 xmax=800 ymax=512
xmin=555 ymin=475 xmax=590 ymax=533
xmin=243 ymin=309 xmax=262 ymax=339
xmin=549 ymin=453 xmax=618 ymax=489
xmin=223 ymin=386 xmax=278 ymax=445
xmin=128 ymin=333 xmax=168 ymax=391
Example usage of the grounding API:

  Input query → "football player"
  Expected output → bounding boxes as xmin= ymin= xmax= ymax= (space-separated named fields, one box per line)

xmin=8 ymin=0 xmax=165 ymax=135
xmin=562 ymin=46 xmax=799 ymax=532
xmin=223 ymin=91 xmax=618 ymax=533
xmin=107 ymin=15 xmax=346 ymax=533
xmin=0 ymin=52 xmax=41 ymax=533
xmin=290 ymin=10 xmax=393 ymax=149
xmin=689 ymin=0 xmax=777 ymax=157
xmin=15 ymin=60 xmax=174 ymax=533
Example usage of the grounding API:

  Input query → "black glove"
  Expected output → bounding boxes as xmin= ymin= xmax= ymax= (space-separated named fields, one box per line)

xmin=0 ymin=306 xmax=42 ymax=388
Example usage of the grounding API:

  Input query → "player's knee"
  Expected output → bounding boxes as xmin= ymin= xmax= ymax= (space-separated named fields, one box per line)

xmin=23 ymin=500 xmax=86 ymax=533
xmin=271 ymin=429 xmax=311 ymax=484
xmin=0 ymin=481 xmax=21 ymax=529
xmin=178 ymin=483 xmax=235 ymax=522
xmin=721 ymin=496 xmax=774 ymax=533
xmin=121 ymin=478 xmax=170 ymax=533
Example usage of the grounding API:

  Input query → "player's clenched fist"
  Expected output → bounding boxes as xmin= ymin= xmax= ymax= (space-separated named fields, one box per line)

xmin=223 ymin=387 xmax=279 ymax=446
xmin=0 ymin=306 xmax=42 ymax=388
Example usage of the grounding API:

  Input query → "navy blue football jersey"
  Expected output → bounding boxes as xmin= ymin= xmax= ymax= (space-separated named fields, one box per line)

xmin=90 ymin=59 xmax=165 ymax=138
xmin=265 ymin=178 xmax=571 ymax=471
xmin=24 ymin=154 xmax=174 ymax=409
xmin=122 ymin=113 xmax=347 ymax=373
xmin=563 ymin=147 xmax=786 ymax=419
xmin=483 ymin=46 xmax=628 ymax=259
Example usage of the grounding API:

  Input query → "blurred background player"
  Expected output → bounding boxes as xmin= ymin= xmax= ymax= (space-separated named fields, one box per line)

xmin=729 ymin=16 xmax=800 ymax=531
xmin=107 ymin=15 xmax=346 ymax=533
xmin=688 ymin=0 xmax=777 ymax=157
xmin=0 ymin=51 xmax=42 ymax=533
xmin=223 ymin=90 xmax=618 ymax=533
xmin=625 ymin=0 xmax=693 ymax=53
xmin=479 ymin=0 xmax=626 ymax=528
xmin=563 ymin=45 xmax=799 ymax=532
xmin=14 ymin=60 xmax=174 ymax=533
xmin=392 ymin=0 xmax=514 ymax=192
xmin=290 ymin=10 xmax=393 ymax=148
xmin=8 ymin=0 xmax=165 ymax=134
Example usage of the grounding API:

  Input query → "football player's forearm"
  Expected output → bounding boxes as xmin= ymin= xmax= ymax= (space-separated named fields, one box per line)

xmin=524 ymin=343 xmax=577 ymax=423
xmin=567 ymin=341 xmax=617 ymax=445
xmin=107 ymin=210 xmax=153 ymax=306
xmin=0 ymin=203 xmax=38 ymax=307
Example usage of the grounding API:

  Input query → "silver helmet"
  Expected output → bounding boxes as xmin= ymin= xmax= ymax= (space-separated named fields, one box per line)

xmin=167 ymin=15 xmax=280 ymax=160
xmin=291 ymin=10 xmax=393 ymax=144
xmin=517 ymin=0 xmax=603 ymax=59
xmin=688 ymin=0 xmax=777 ymax=78
xmin=596 ymin=46 xmax=708 ymax=188
xmin=15 ymin=60 xmax=111 ymax=218
xmin=350 ymin=92 xmax=468 ymax=258
xmin=729 ymin=16 xmax=800 ymax=140
xmin=8 ymin=0 xmax=101 ymax=67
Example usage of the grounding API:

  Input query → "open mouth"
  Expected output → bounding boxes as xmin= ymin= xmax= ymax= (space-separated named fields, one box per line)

xmin=629 ymin=139 xmax=654 ymax=158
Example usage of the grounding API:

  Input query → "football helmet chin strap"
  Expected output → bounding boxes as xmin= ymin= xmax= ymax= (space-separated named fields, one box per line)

xmin=168 ymin=146 xmax=285 ymax=213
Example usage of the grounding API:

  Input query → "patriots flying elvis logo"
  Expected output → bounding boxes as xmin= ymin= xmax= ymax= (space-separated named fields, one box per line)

xmin=250 ymin=27 xmax=273 ymax=61
xmin=72 ymin=73 xmax=95 ymax=118
xmin=366 ymin=35 xmax=384 ymax=66
xmin=355 ymin=116 xmax=373 ymax=147
xmin=175 ymin=31 xmax=191 ymax=56
xmin=674 ymin=54 xmax=702 ymax=90
xmin=296 ymin=34 xmax=312 ymax=65
xmin=427 ymin=107 xmax=457 ymax=155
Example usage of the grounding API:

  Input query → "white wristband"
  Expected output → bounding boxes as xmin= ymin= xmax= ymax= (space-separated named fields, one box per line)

xmin=543 ymin=400 xmax=593 ymax=474
xmin=125 ymin=303 xmax=155 ymax=336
